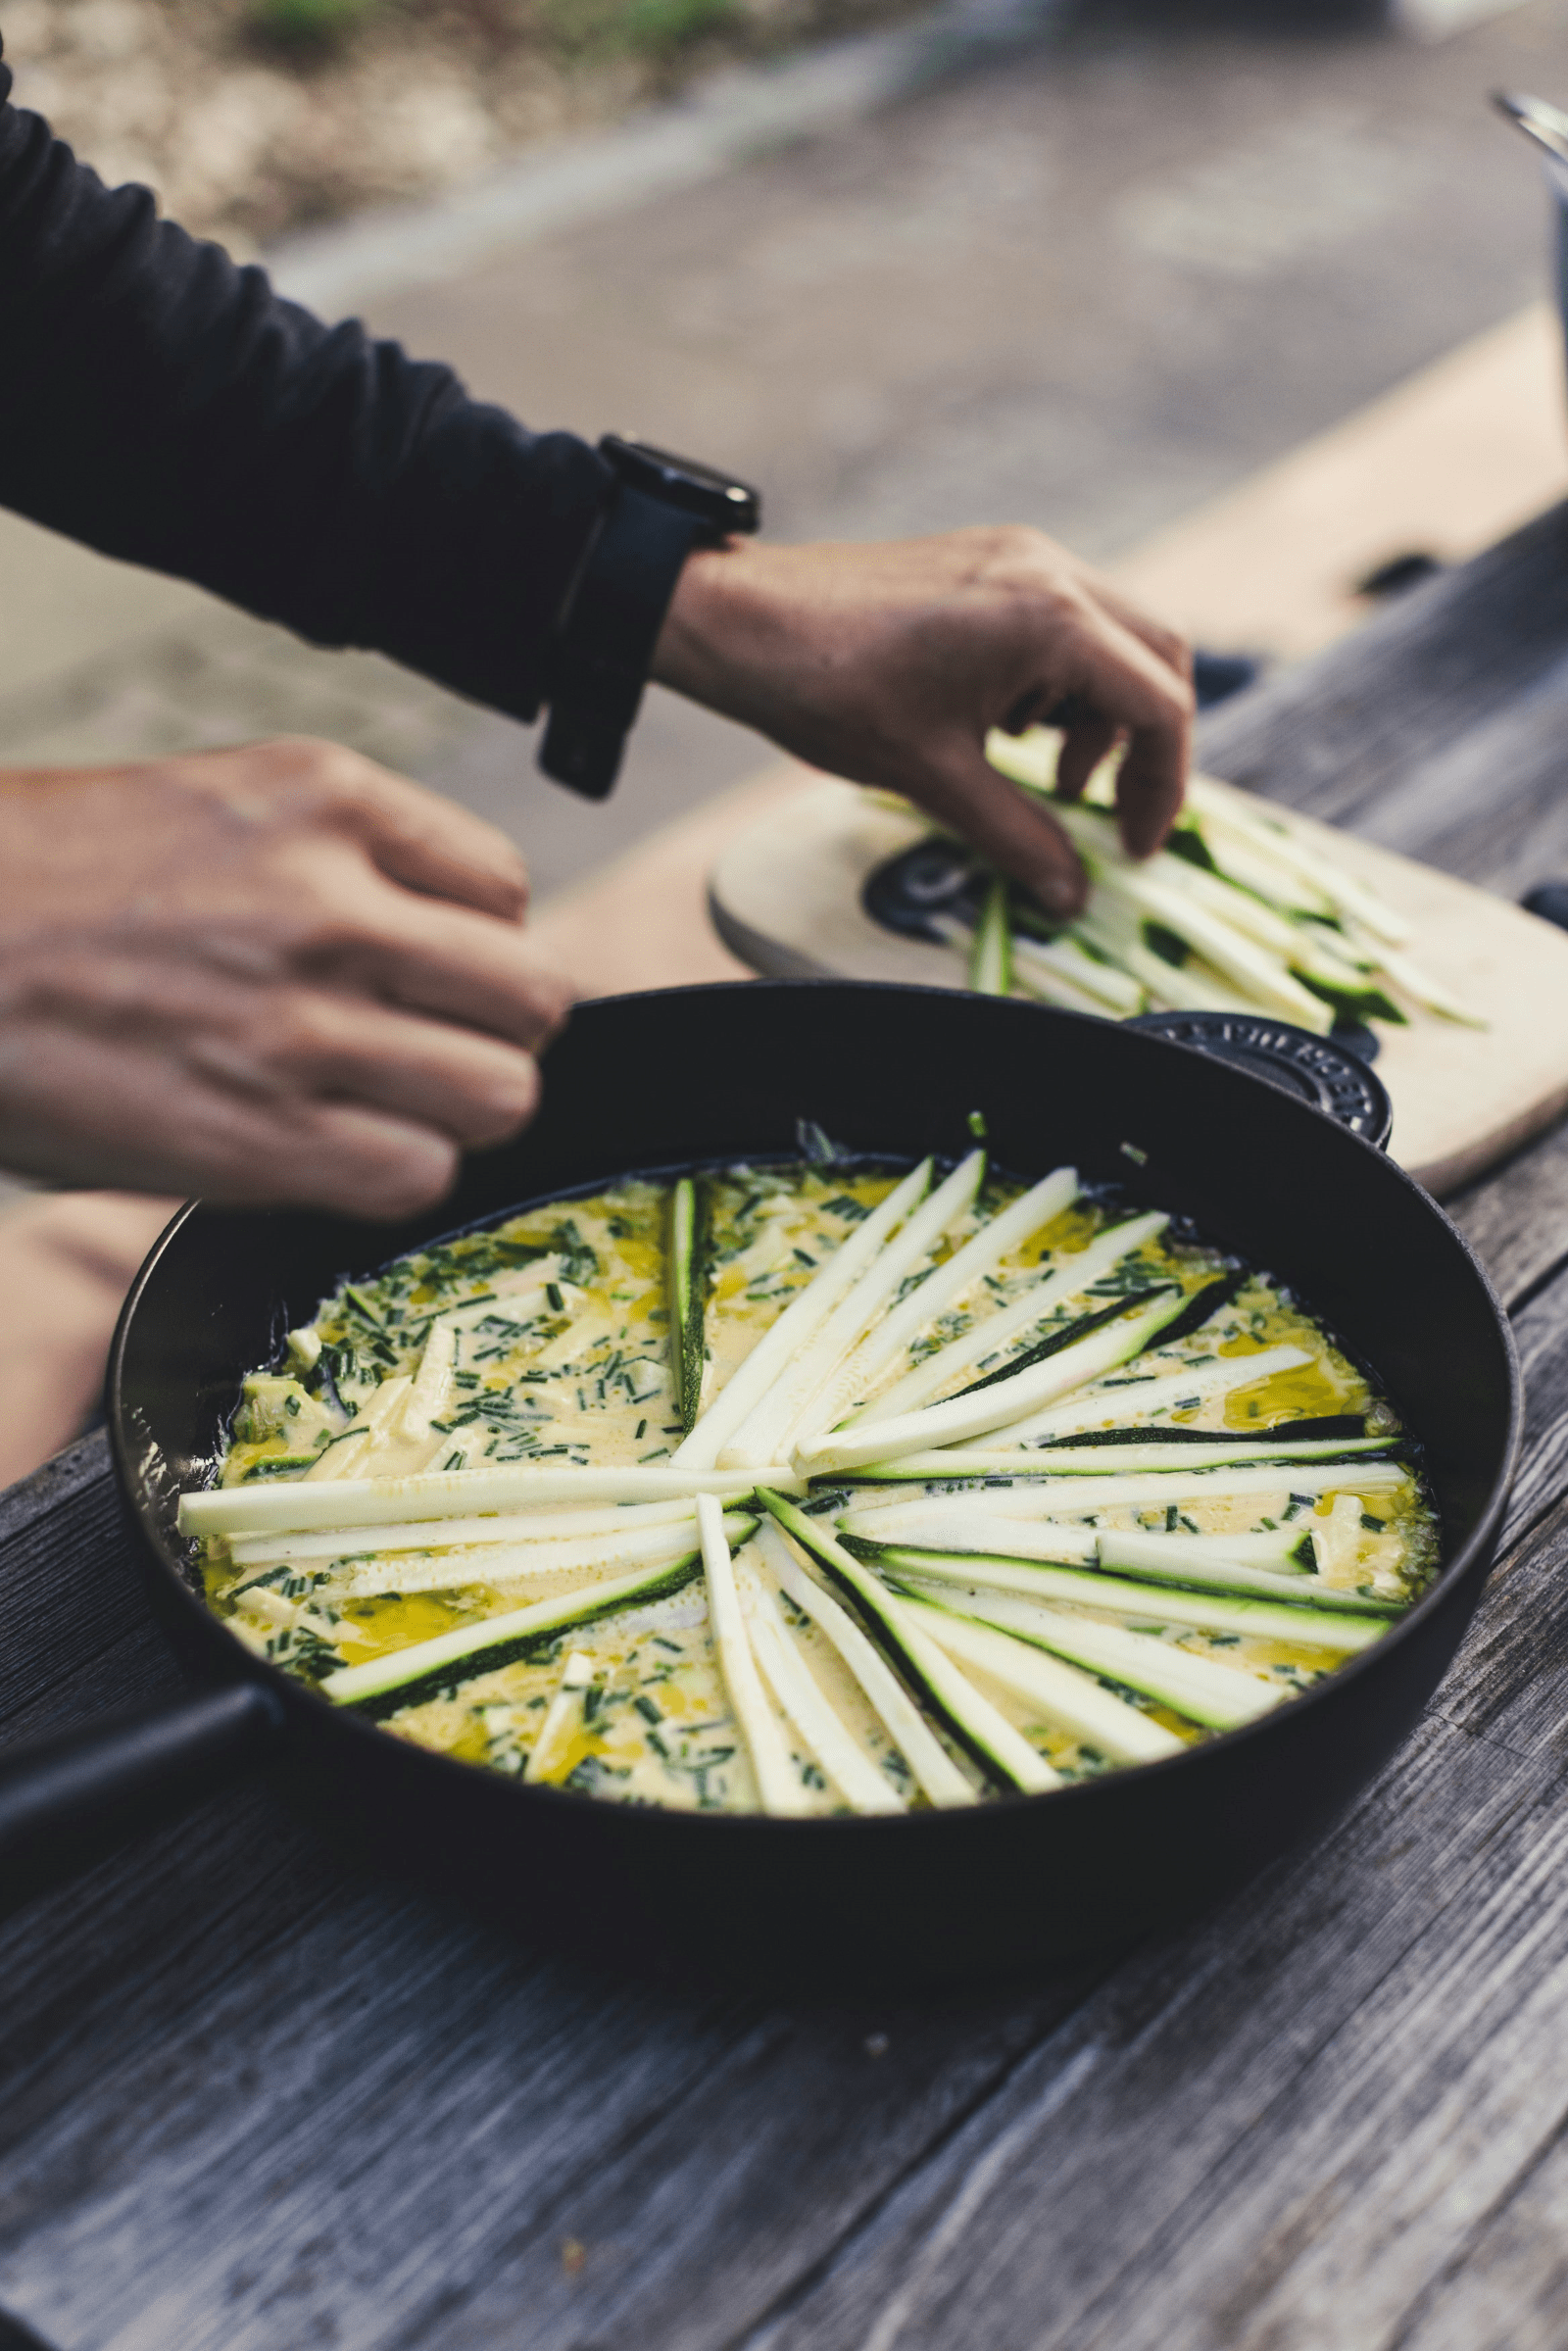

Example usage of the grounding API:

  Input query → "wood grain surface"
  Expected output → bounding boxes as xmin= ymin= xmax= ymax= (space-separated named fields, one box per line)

xmin=9 ymin=505 xmax=1568 ymax=2349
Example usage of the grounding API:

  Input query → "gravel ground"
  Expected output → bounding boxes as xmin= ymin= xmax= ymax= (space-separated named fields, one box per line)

xmin=0 ymin=0 xmax=918 ymax=247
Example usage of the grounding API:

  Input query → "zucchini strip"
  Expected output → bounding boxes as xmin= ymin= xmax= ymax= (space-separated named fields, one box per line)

xmin=954 ymin=1290 xmax=1175 ymax=1400
xmin=328 ymin=1512 xmax=757 ymax=1600
xmin=901 ymin=1581 xmax=1285 ymax=1731
xmin=1051 ymin=804 xmax=1335 ymax=1031
xmin=522 ymin=1649 xmax=595 ymax=1784
xmin=1093 ymin=1528 xmax=1398 ymax=1612
xmin=968 ymin=875 xmax=1013 ymax=995
xmin=871 ymin=1547 xmax=1391 ymax=1651
xmin=398 ymin=1321 xmax=458 ymax=1445
xmin=302 ymin=1372 xmax=414 ymax=1483
xmin=736 ymin=1555 xmax=906 ymax=1814
xmin=303 ymin=1430 xmax=372 ymax=1482
xmin=855 ymin=1204 xmax=1162 ymax=1428
xmin=822 ymin=1165 xmax=1080 ymax=1431
xmin=1362 ymin=937 xmax=1486 ymax=1028
xmin=673 ymin=1159 xmax=933 ymax=1470
xmin=947 ymin=916 xmax=1103 ymax=1015
xmin=841 ymin=1502 xmax=1099 ymax=1560
xmin=1077 ymin=907 xmax=1259 ymax=1017
xmin=840 ymin=1505 xmax=1316 ymax=1577
xmin=180 ymin=1462 xmax=801 ymax=1540
xmin=754 ymin=1521 xmax=974 ymax=1808
xmin=1185 ymin=774 xmax=1412 ymax=947
xmin=318 ymin=1537 xmax=735 ymax=1710
xmin=696 ymin=1494 xmax=808 ymax=1816
xmin=1167 ymin=856 xmax=1304 ymax=956
xmin=1008 ymin=1434 xmax=1389 ymax=1473
xmin=903 ymin=1600 xmax=1185 ymax=1763
xmin=794 ymin=1287 xmax=1194 ymax=1476
xmin=878 ymin=1594 xmax=1061 ymax=1793
xmin=831 ymin=1438 xmax=1399 ymax=1488
xmin=1011 ymin=932 xmax=1144 ymax=1015
xmin=828 ymin=1434 xmax=1391 ymax=1494
xmin=226 ymin=1493 xmax=728 ymax=1570
xmin=906 ymin=1459 xmax=1412 ymax=1513
xmin=725 ymin=1149 xmax=987 ymax=1471
xmin=667 ymin=1176 xmax=710 ymax=1434
xmin=1193 ymin=823 xmax=1336 ymax=923
xmin=757 ymin=1491 xmax=1055 ymax=1795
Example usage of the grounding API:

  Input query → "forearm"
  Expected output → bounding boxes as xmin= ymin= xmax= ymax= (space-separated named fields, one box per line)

xmin=0 ymin=53 xmax=608 ymax=719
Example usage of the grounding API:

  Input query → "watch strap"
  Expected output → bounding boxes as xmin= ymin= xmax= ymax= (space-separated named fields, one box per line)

xmin=539 ymin=482 xmax=709 ymax=801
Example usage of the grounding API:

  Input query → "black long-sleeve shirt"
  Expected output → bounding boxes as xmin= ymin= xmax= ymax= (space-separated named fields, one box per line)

xmin=0 ymin=39 xmax=612 ymax=722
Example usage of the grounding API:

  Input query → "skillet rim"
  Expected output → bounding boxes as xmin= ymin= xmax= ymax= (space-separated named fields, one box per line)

xmin=108 ymin=978 xmax=1524 ymax=1838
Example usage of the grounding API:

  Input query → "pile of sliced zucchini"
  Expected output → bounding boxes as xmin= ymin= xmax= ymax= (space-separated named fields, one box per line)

xmin=186 ymin=1152 xmax=1436 ymax=1814
xmin=930 ymin=729 xmax=1484 ymax=1033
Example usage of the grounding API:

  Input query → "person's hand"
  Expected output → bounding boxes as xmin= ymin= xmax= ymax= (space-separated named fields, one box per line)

xmin=653 ymin=526 xmax=1194 ymax=918
xmin=0 ymin=739 xmax=572 ymax=1215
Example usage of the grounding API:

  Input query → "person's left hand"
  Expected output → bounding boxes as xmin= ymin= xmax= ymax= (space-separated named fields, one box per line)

xmin=652 ymin=525 xmax=1194 ymax=919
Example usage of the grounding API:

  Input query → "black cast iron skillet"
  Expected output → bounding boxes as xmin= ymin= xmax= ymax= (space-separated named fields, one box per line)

xmin=0 ymin=983 xmax=1520 ymax=1990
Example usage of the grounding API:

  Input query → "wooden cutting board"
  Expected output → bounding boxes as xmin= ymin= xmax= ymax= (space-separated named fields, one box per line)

xmin=708 ymin=775 xmax=1568 ymax=1198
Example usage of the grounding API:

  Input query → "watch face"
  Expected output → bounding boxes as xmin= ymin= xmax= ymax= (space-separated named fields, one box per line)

xmin=601 ymin=433 xmax=761 ymax=532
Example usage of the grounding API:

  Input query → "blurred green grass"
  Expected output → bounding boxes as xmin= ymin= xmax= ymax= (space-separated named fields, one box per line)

xmin=545 ymin=0 xmax=737 ymax=56
xmin=249 ymin=0 xmax=737 ymax=57
xmin=249 ymin=0 xmax=383 ymax=46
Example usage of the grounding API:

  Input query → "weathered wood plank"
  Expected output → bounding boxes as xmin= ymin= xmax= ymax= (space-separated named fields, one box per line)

xmin=1314 ymin=655 xmax=1568 ymax=903
xmin=2 ymin=1939 xmax=1079 ymax=2351
xmin=1197 ymin=502 xmax=1568 ymax=857
xmin=1394 ymin=2132 xmax=1568 ymax=2351
xmin=1492 ymin=1271 xmax=1568 ymax=1564
xmin=1447 ymin=1114 xmax=1568 ymax=1316
xmin=0 ymin=1439 xmax=188 ymax=1742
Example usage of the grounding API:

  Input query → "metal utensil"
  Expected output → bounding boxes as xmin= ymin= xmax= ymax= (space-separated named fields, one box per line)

xmin=1493 ymin=90 xmax=1568 ymax=177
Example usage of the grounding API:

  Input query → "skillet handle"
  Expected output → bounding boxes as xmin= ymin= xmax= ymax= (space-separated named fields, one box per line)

xmin=1126 ymin=1010 xmax=1395 ymax=1149
xmin=0 ymin=1681 xmax=284 ymax=1915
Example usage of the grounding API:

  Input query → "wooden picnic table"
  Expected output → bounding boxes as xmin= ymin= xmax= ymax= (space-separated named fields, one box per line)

xmin=7 ymin=504 xmax=1568 ymax=2351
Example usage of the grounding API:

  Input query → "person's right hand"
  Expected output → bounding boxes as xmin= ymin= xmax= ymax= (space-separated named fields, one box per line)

xmin=655 ymin=524 xmax=1194 ymax=919
xmin=0 ymin=738 xmax=572 ymax=1216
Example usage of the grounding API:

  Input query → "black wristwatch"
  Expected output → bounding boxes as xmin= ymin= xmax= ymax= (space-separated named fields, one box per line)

xmin=539 ymin=433 xmax=762 ymax=800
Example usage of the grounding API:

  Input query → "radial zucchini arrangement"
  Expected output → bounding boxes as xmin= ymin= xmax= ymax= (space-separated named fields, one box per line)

xmin=184 ymin=1155 xmax=1438 ymax=1814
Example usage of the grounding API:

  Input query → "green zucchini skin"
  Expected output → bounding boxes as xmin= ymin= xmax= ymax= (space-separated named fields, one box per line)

xmin=342 ymin=1550 xmax=711 ymax=1720
xmin=968 ymin=875 xmax=1013 ymax=997
xmin=859 ymin=1540 xmax=1398 ymax=1633
xmin=951 ymin=1286 xmax=1177 ymax=1401
xmin=1034 ymin=1414 xmax=1368 ymax=1449
xmin=946 ymin=1268 xmax=1253 ymax=1415
xmin=330 ymin=1511 xmax=759 ymax=1717
xmin=757 ymin=1489 xmax=1023 ymax=1794
xmin=666 ymin=1177 xmax=710 ymax=1435
xmin=892 ymin=1579 xmax=1285 ymax=1732
xmin=811 ymin=1439 xmax=1397 ymax=1487
xmin=1146 ymin=1268 xmax=1250 ymax=1349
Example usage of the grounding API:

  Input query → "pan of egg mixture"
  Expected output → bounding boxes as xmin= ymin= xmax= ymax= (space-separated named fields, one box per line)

xmin=0 ymin=983 xmax=1519 ymax=1988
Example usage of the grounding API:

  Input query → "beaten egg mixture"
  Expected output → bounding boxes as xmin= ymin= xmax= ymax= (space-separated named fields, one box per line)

xmin=203 ymin=1162 xmax=1438 ymax=1813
